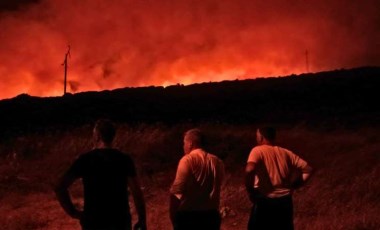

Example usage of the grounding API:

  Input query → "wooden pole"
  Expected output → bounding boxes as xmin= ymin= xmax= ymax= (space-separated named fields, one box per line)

xmin=62 ymin=46 xmax=71 ymax=95
xmin=305 ymin=50 xmax=309 ymax=73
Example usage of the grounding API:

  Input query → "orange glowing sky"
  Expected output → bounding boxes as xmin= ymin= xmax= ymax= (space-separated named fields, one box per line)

xmin=0 ymin=0 xmax=379 ymax=99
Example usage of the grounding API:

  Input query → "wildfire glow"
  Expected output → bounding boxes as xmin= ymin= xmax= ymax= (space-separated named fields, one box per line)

xmin=0 ymin=0 xmax=379 ymax=99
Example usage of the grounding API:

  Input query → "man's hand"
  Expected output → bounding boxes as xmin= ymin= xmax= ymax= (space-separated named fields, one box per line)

xmin=128 ymin=177 xmax=147 ymax=229
xmin=55 ymin=170 xmax=82 ymax=220
xmin=292 ymin=166 xmax=313 ymax=190
xmin=169 ymin=194 xmax=181 ymax=227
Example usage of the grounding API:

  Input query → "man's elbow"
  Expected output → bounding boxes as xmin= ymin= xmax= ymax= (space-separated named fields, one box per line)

xmin=301 ymin=167 xmax=314 ymax=183
xmin=245 ymin=166 xmax=254 ymax=174
xmin=170 ymin=194 xmax=181 ymax=212
xmin=245 ymin=162 xmax=256 ymax=175
xmin=305 ymin=165 xmax=314 ymax=177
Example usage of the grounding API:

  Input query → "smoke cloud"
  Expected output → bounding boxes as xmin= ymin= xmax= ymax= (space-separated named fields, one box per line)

xmin=0 ymin=0 xmax=379 ymax=98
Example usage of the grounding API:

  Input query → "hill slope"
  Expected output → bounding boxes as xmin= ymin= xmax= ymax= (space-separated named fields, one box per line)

xmin=0 ymin=66 xmax=379 ymax=136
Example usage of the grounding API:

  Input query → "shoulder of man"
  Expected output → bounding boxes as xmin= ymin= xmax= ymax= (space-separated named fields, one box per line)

xmin=65 ymin=150 xmax=97 ymax=176
xmin=109 ymin=150 xmax=138 ymax=176
xmin=176 ymin=154 xmax=193 ymax=171
xmin=208 ymin=152 xmax=223 ymax=162
xmin=97 ymin=148 xmax=133 ymax=157
xmin=112 ymin=149 xmax=136 ymax=163
xmin=252 ymin=145 xmax=266 ymax=150
xmin=247 ymin=145 xmax=266 ymax=163
xmin=79 ymin=149 xmax=134 ymax=162
xmin=277 ymin=146 xmax=297 ymax=156
xmin=249 ymin=145 xmax=267 ymax=155
xmin=179 ymin=153 xmax=191 ymax=163
xmin=112 ymin=148 xmax=132 ymax=156
xmin=74 ymin=149 xmax=97 ymax=161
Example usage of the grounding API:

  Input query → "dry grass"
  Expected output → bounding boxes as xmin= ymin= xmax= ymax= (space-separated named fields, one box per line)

xmin=0 ymin=123 xmax=379 ymax=230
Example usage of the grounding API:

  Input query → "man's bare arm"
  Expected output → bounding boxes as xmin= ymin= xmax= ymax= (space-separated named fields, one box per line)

xmin=169 ymin=157 xmax=190 ymax=228
xmin=169 ymin=194 xmax=181 ymax=227
xmin=128 ymin=176 xmax=147 ymax=230
xmin=55 ymin=172 xmax=82 ymax=219
xmin=245 ymin=162 xmax=256 ymax=203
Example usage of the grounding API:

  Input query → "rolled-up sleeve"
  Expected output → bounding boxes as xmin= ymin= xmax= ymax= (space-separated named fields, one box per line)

xmin=247 ymin=147 xmax=261 ymax=164
xmin=170 ymin=157 xmax=190 ymax=197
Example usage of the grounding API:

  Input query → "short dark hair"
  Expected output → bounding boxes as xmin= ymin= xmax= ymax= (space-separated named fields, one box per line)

xmin=185 ymin=128 xmax=205 ymax=147
xmin=94 ymin=119 xmax=116 ymax=144
xmin=258 ymin=126 xmax=276 ymax=141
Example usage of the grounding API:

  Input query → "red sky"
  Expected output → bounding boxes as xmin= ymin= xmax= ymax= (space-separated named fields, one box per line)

xmin=0 ymin=0 xmax=379 ymax=99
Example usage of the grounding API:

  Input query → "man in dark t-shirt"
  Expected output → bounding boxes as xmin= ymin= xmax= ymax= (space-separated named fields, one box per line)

xmin=55 ymin=119 xmax=146 ymax=230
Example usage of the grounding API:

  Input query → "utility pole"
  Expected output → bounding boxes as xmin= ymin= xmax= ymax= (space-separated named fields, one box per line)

xmin=305 ymin=50 xmax=309 ymax=73
xmin=62 ymin=46 xmax=71 ymax=95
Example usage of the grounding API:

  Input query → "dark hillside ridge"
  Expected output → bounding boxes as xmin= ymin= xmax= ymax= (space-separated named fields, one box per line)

xmin=0 ymin=66 xmax=379 ymax=136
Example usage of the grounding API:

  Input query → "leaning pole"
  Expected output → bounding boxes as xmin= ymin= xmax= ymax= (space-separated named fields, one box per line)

xmin=62 ymin=46 xmax=71 ymax=95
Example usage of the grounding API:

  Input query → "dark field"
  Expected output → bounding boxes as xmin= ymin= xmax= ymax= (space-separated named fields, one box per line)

xmin=0 ymin=123 xmax=379 ymax=230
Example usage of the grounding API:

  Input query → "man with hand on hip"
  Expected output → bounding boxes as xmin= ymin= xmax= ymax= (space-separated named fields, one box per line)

xmin=245 ymin=127 xmax=313 ymax=230
xmin=55 ymin=119 xmax=147 ymax=230
xmin=170 ymin=128 xmax=225 ymax=230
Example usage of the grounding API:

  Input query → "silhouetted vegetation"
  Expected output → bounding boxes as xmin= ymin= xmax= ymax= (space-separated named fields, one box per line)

xmin=0 ymin=66 xmax=379 ymax=138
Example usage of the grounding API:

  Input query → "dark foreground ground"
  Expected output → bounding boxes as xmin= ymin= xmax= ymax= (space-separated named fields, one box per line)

xmin=0 ymin=123 xmax=379 ymax=230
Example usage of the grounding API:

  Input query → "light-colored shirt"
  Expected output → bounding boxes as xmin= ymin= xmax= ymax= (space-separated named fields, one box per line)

xmin=247 ymin=144 xmax=310 ymax=198
xmin=170 ymin=148 xmax=224 ymax=211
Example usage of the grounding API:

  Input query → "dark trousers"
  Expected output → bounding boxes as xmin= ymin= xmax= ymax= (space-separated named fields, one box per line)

xmin=248 ymin=195 xmax=294 ymax=230
xmin=82 ymin=227 xmax=130 ymax=230
xmin=174 ymin=209 xmax=221 ymax=230
xmin=80 ymin=214 xmax=132 ymax=230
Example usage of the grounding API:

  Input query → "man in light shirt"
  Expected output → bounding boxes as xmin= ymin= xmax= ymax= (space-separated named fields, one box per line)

xmin=170 ymin=129 xmax=225 ymax=230
xmin=245 ymin=127 xmax=313 ymax=230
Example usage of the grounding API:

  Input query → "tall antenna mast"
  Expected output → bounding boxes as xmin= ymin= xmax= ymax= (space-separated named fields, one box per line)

xmin=305 ymin=50 xmax=309 ymax=73
xmin=62 ymin=45 xmax=71 ymax=95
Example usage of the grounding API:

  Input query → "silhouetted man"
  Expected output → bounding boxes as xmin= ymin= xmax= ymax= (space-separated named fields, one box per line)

xmin=55 ymin=119 xmax=146 ymax=230
xmin=245 ymin=127 xmax=313 ymax=230
xmin=170 ymin=129 xmax=225 ymax=230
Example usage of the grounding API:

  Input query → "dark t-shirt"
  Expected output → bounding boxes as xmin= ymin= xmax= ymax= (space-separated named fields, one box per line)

xmin=67 ymin=148 xmax=136 ymax=229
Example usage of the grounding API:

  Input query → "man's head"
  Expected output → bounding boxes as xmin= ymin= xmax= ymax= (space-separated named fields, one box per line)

xmin=183 ymin=128 xmax=205 ymax=155
xmin=93 ymin=119 xmax=116 ymax=146
xmin=256 ymin=126 xmax=276 ymax=145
